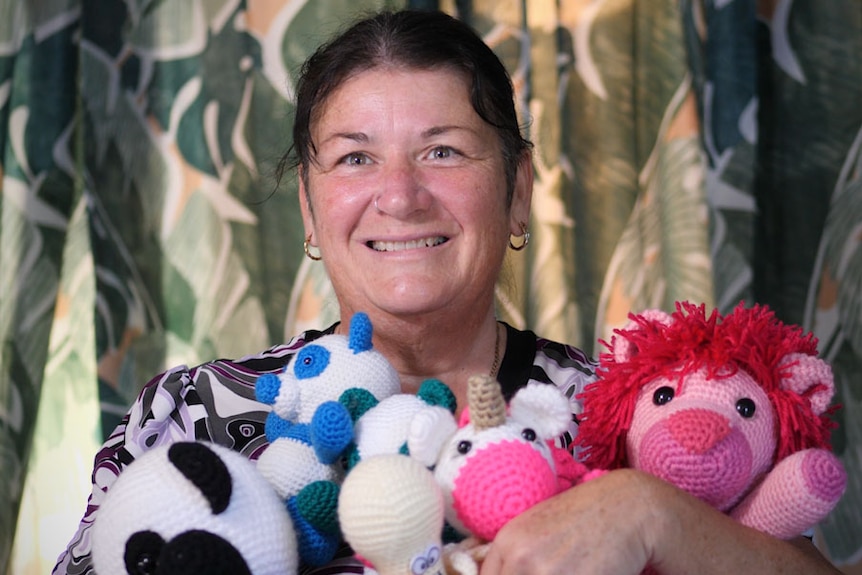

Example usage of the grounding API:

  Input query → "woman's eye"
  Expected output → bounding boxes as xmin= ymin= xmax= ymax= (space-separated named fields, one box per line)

xmin=428 ymin=146 xmax=454 ymax=160
xmin=342 ymin=153 xmax=370 ymax=166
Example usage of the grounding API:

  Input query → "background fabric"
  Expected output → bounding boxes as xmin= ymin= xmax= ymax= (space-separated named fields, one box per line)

xmin=1 ymin=0 xmax=859 ymax=573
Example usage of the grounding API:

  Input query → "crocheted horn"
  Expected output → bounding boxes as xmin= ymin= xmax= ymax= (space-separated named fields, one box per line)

xmin=468 ymin=374 xmax=506 ymax=430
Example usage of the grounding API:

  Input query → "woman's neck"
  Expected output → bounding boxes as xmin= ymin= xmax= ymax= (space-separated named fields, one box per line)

xmin=337 ymin=307 xmax=503 ymax=413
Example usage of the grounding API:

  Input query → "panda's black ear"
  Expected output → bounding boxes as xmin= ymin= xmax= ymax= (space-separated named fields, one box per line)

xmin=168 ymin=442 xmax=232 ymax=514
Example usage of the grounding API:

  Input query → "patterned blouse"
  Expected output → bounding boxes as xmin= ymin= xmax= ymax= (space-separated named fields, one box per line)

xmin=52 ymin=323 xmax=598 ymax=575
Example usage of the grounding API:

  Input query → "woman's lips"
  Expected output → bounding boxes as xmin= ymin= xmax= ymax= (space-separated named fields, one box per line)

xmin=368 ymin=236 xmax=448 ymax=252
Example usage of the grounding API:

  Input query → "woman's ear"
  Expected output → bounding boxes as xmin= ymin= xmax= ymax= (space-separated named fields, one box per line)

xmin=298 ymin=166 xmax=315 ymax=240
xmin=509 ymin=150 xmax=533 ymax=235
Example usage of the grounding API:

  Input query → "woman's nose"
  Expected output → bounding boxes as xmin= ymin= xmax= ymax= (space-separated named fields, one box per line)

xmin=374 ymin=158 xmax=432 ymax=217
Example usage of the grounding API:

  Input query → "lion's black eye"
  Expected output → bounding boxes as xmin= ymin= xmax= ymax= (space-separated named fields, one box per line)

xmin=736 ymin=398 xmax=756 ymax=418
xmin=521 ymin=428 xmax=537 ymax=442
xmin=653 ymin=386 xmax=675 ymax=406
xmin=457 ymin=440 xmax=472 ymax=455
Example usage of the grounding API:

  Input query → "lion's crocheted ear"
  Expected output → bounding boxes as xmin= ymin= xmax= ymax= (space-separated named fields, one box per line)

xmin=771 ymin=352 xmax=837 ymax=460
xmin=612 ymin=309 xmax=673 ymax=363
xmin=778 ymin=353 xmax=834 ymax=416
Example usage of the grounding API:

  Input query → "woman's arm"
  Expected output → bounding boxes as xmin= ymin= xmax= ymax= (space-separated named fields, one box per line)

xmin=481 ymin=468 xmax=840 ymax=575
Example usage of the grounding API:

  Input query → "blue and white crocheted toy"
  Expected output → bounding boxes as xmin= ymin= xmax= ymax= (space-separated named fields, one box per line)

xmin=255 ymin=311 xmax=401 ymax=566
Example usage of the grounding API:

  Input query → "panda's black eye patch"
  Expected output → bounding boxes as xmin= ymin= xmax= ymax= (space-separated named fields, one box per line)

xmin=125 ymin=530 xmax=164 ymax=575
xmin=166 ymin=531 xmax=253 ymax=575
xmin=168 ymin=442 xmax=233 ymax=514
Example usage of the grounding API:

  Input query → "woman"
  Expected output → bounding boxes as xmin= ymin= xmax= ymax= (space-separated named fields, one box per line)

xmin=55 ymin=9 xmax=839 ymax=575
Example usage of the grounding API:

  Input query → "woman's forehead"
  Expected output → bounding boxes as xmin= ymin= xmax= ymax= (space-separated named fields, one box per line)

xmin=310 ymin=67 xmax=481 ymax=137
xmin=312 ymin=66 xmax=472 ymax=119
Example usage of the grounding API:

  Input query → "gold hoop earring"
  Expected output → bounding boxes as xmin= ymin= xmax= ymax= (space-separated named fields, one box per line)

xmin=508 ymin=221 xmax=530 ymax=251
xmin=303 ymin=234 xmax=322 ymax=261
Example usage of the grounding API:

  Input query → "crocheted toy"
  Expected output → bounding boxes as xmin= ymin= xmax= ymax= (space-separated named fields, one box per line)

xmin=339 ymin=454 xmax=446 ymax=575
xmin=337 ymin=375 xmax=597 ymax=575
xmin=576 ymin=301 xmax=847 ymax=540
xmin=415 ymin=374 xmax=597 ymax=574
xmin=91 ymin=441 xmax=298 ymax=575
xmin=340 ymin=377 xmax=458 ymax=470
xmin=431 ymin=375 xmax=595 ymax=541
xmin=254 ymin=311 xmax=401 ymax=566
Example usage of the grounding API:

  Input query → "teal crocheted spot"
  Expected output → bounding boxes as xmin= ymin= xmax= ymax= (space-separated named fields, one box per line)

xmin=418 ymin=378 xmax=457 ymax=413
xmin=338 ymin=387 xmax=379 ymax=421
xmin=296 ymin=480 xmax=341 ymax=535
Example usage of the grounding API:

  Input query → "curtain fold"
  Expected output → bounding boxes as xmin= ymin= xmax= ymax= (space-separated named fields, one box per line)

xmin=2 ymin=0 xmax=860 ymax=572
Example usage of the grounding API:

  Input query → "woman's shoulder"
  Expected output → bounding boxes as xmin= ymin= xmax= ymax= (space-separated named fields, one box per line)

xmin=499 ymin=324 xmax=599 ymax=451
xmin=533 ymin=333 xmax=599 ymax=373
xmin=118 ymin=328 xmax=334 ymax=457
xmin=500 ymin=323 xmax=598 ymax=384
xmin=53 ymin=328 xmax=335 ymax=575
xmin=212 ymin=327 xmax=333 ymax=372
xmin=150 ymin=327 xmax=332 ymax=389
xmin=531 ymin=332 xmax=598 ymax=400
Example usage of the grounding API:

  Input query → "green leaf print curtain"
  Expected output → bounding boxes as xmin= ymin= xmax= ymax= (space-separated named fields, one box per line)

xmin=1 ymin=0 xmax=860 ymax=573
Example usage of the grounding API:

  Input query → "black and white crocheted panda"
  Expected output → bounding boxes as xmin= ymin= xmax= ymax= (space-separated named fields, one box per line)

xmin=91 ymin=441 xmax=298 ymax=575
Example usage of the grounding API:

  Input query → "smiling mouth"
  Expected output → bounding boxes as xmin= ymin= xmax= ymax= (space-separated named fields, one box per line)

xmin=369 ymin=236 xmax=448 ymax=252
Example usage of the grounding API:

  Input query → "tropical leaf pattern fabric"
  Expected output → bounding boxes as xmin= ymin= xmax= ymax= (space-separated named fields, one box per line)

xmin=1 ymin=0 xmax=859 ymax=573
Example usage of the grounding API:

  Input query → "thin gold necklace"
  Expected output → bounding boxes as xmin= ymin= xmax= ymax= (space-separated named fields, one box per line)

xmin=489 ymin=321 xmax=502 ymax=378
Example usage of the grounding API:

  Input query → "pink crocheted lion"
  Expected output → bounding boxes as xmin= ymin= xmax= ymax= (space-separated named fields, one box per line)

xmin=576 ymin=301 xmax=847 ymax=540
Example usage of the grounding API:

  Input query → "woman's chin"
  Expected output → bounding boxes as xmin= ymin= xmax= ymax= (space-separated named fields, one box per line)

xmin=368 ymin=295 xmax=454 ymax=318
xmin=336 ymin=269 xmax=485 ymax=319
xmin=365 ymin=285 xmax=463 ymax=318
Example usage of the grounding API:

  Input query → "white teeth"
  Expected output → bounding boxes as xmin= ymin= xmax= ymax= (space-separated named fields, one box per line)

xmin=370 ymin=237 xmax=446 ymax=252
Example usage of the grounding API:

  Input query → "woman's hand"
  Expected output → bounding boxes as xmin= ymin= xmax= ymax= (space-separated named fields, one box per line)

xmin=480 ymin=468 xmax=654 ymax=575
xmin=480 ymin=468 xmax=842 ymax=575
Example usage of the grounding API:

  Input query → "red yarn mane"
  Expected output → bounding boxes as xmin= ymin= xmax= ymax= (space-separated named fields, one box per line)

xmin=576 ymin=301 xmax=835 ymax=469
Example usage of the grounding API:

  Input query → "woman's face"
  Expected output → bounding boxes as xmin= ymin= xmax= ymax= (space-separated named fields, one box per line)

xmin=300 ymin=66 xmax=531 ymax=320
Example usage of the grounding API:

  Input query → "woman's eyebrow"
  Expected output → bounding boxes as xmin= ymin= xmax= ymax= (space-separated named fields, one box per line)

xmin=319 ymin=131 xmax=369 ymax=147
xmin=422 ymin=125 xmax=472 ymax=138
xmin=318 ymin=126 xmax=477 ymax=146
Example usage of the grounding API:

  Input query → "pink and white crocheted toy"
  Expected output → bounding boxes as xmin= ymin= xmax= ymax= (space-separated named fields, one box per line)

xmin=339 ymin=375 xmax=597 ymax=575
xmin=431 ymin=375 xmax=593 ymax=542
xmin=576 ymin=301 xmax=847 ymax=540
xmin=423 ymin=375 xmax=598 ymax=574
